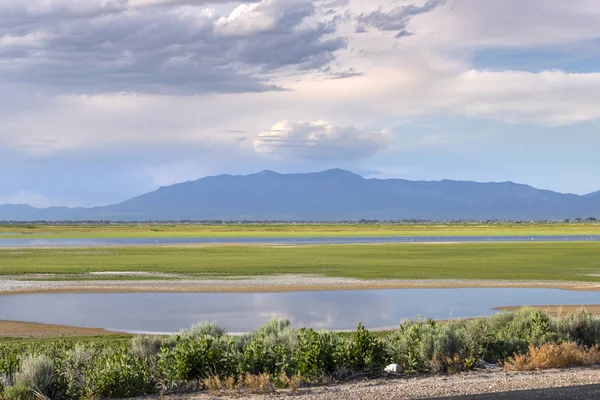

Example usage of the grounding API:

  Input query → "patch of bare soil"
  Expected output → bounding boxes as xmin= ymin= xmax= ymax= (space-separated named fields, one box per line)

xmin=0 ymin=320 xmax=117 ymax=338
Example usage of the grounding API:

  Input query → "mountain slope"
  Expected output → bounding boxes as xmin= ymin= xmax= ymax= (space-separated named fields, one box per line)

xmin=586 ymin=190 xmax=600 ymax=198
xmin=0 ymin=169 xmax=598 ymax=221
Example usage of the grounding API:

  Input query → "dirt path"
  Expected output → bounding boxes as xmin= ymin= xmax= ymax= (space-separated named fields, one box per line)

xmin=152 ymin=367 xmax=600 ymax=399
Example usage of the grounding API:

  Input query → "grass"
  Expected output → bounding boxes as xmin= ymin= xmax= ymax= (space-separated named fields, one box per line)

xmin=1 ymin=242 xmax=600 ymax=282
xmin=1 ymin=223 xmax=600 ymax=239
xmin=0 ymin=335 xmax=131 ymax=346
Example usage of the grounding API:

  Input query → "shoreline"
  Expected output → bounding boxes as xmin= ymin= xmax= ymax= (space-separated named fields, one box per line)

xmin=0 ymin=320 xmax=120 ymax=338
xmin=2 ymin=276 xmax=600 ymax=295
xmin=496 ymin=304 xmax=600 ymax=316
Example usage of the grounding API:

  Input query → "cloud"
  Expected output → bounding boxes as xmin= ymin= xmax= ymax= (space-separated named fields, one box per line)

xmin=0 ymin=191 xmax=51 ymax=208
xmin=356 ymin=0 xmax=446 ymax=37
xmin=0 ymin=0 xmax=240 ymax=19
xmin=0 ymin=0 xmax=345 ymax=94
xmin=253 ymin=120 xmax=392 ymax=161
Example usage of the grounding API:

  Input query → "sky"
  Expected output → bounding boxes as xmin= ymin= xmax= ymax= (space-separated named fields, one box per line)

xmin=2 ymin=0 xmax=600 ymax=207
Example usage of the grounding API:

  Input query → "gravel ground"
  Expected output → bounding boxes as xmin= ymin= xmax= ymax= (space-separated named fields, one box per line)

xmin=149 ymin=367 xmax=600 ymax=399
xmin=2 ymin=275 xmax=600 ymax=294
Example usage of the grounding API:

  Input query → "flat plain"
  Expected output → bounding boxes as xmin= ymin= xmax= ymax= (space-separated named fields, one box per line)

xmin=2 ymin=222 xmax=600 ymax=239
xmin=1 ymin=242 xmax=600 ymax=282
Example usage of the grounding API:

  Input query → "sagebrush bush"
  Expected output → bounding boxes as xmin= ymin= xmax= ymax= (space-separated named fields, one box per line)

xmin=61 ymin=345 xmax=93 ymax=398
xmin=13 ymin=354 xmax=55 ymax=399
xmin=254 ymin=319 xmax=292 ymax=337
xmin=179 ymin=321 xmax=225 ymax=339
xmin=131 ymin=335 xmax=164 ymax=359
xmin=486 ymin=308 xmax=557 ymax=360
xmin=386 ymin=317 xmax=437 ymax=373
xmin=554 ymin=309 xmax=600 ymax=347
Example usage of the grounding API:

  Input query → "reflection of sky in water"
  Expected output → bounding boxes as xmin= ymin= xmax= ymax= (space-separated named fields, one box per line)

xmin=2 ymin=235 xmax=600 ymax=247
xmin=0 ymin=289 xmax=599 ymax=333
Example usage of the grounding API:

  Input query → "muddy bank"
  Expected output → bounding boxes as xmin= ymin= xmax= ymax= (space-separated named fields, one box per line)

xmin=0 ymin=320 xmax=119 ymax=338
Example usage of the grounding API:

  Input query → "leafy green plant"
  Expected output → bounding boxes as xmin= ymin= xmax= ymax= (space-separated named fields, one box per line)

xmin=342 ymin=323 xmax=387 ymax=373
xmin=2 ymin=381 xmax=32 ymax=400
xmin=84 ymin=349 xmax=152 ymax=398
xmin=295 ymin=328 xmax=340 ymax=377
xmin=168 ymin=336 xmax=237 ymax=383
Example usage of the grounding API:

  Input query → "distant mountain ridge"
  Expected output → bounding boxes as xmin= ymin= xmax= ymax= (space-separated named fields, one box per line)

xmin=0 ymin=169 xmax=599 ymax=221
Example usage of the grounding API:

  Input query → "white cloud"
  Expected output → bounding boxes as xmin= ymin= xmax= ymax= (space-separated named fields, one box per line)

xmin=0 ymin=191 xmax=51 ymax=208
xmin=213 ymin=0 xmax=313 ymax=37
xmin=254 ymin=120 xmax=392 ymax=161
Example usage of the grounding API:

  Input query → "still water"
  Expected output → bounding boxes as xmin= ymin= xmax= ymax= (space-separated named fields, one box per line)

xmin=0 ymin=288 xmax=599 ymax=334
xmin=1 ymin=235 xmax=600 ymax=247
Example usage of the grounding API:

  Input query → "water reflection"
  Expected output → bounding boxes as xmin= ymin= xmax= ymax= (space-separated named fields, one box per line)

xmin=0 ymin=288 xmax=599 ymax=333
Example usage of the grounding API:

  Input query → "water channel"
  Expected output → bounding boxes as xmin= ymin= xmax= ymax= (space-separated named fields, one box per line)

xmin=1 ymin=235 xmax=600 ymax=247
xmin=0 ymin=288 xmax=599 ymax=334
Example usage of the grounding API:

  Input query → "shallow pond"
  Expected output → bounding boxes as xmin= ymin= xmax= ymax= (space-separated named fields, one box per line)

xmin=0 ymin=288 xmax=599 ymax=334
xmin=1 ymin=235 xmax=600 ymax=247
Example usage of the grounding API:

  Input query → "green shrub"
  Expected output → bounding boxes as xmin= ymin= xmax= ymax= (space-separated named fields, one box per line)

xmin=386 ymin=317 xmax=437 ymax=373
xmin=13 ymin=354 xmax=56 ymax=399
xmin=487 ymin=308 xmax=557 ymax=360
xmin=131 ymin=335 xmax=164 ymax=359
xmin=5 ymin=311 xmax=600 ymax=398
xmin=179 ymin=321 xmax=225 ymax=339
xmin=60 ymin=345 xmax=94 ymax=399
xmin=554 ymin=309 xmax=600 ymax=347
xmin=0 ymin=352 xmax=20 ymax=388
xmin=240 ymin=337 xmax=271 ymax=375
xmin=341 ymin=323 xmax=387 ymax=373
xmin=295 ymin=328 xmax=340 ymax=378
xmin=237 ymin=319 xmax=296 ymax=350
xmin=84 ymin=350 xmax=152 ymax=398
xmin=2 ymin=381 xmax=32 ymax=400
xmin=430 ymin=325 xmax=467 ymax=373
xmin=167 ymin=336 xmax=237 ymax=383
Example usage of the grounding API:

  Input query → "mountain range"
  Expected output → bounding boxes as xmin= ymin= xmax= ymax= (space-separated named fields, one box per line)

xmin=1 ymin=169 xmax=598 ymax=221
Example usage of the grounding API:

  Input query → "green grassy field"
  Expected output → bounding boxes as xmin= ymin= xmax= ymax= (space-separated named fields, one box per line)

xmin=2 ymin=242 xmax=600 ymax=282
xmin=1 ymin=223 xmax=600 ymax=239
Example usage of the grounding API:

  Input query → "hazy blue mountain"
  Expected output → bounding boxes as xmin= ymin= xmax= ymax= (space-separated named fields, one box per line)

xmin=0 ymin=169 xmax=598 ymax=221
xmin=586 ymin=190 xmax=600 ymax=198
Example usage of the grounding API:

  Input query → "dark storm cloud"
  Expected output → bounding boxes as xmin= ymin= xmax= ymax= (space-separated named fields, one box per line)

xmin=357 ymin=0 xmax=446 ymax=37
xmin=0 ymin=0 xmax=346 ymax=94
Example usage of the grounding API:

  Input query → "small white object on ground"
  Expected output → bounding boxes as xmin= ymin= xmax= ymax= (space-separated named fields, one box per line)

xmin=384 ymin=364 xmax=403 ymax=374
